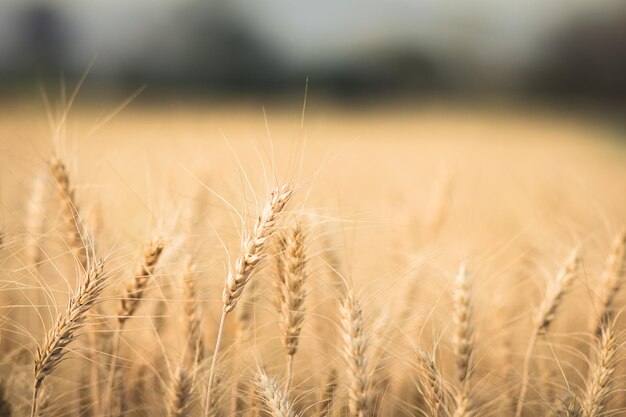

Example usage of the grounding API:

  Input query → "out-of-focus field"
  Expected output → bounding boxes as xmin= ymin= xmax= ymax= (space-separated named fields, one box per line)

xmin=0 ymin=102 xmax=625 ymax=417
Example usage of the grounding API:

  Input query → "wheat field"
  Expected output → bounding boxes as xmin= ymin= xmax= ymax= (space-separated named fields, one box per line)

xmin=0 ymin=101 xmax=625 ymax=417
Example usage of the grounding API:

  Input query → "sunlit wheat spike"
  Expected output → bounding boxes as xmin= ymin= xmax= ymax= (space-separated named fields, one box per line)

xmin=205 ymin=184 xmax=294 ymax=417
xmin=256 ymin=371 xmax=299 ymax=417
xmin=167 ymin=367 xmax=193 ymax=417
xmin=32 ymin=259 xmax=107 ymax=416
xmin=223 ymin=184 xmax=294 ymax=313
xmin=118 ymin=237 xmax=164 ymax=324
xmin=591 ymin=231 xmax=626 ymax=337
xmin=534 ymin=248 xmax=581 ymax=332
xmin=49 ymin=156 xmax=87 ymax=269
xmin=581 ymin=321 xmax=617 ymax=417
xmin=516 ymin=247 xmax=581 ymax=417
xmin=276 ymin=222 xmax=307 ymax=356
xmin=340 ymin=292 xmax=372 ymax=417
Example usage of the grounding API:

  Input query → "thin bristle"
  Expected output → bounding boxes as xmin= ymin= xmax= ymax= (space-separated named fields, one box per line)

xmin=340 ymin=292 xmax=371 ymax=417
xmin=581 ymin=322 xmax=617 ymax=417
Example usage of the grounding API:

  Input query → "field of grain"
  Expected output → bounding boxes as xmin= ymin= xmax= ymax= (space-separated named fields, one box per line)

xmin=0 ymin=101 xmax=625 ymax=417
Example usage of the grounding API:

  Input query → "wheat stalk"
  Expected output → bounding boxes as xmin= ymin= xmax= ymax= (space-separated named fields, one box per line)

xmin=256 ymin=371 xmax=299 ymax=417
xmin=340 ymin=292 xmax=372 ymax=417
xmin=591 ymin=231 xmax=626 ymax=337
xmin=275 ymin=222 xmax=308 ymax=392
xmin=204 ymin=184 xmax=293 ymax=417
xmin=580 ymin=321 xmax=617 ymax=417
xmin=515 ymin=247 xmax=580 ymax=417
xmin=167 ymin=367 xmax=193 ymax=417
xmin=31 ymin=258 xmax=107 ymax=417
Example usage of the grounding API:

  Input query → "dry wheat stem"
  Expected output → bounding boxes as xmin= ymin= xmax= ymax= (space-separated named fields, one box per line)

xmin=581 ymin=321 xmax=617 ymax=417
xmin=340 ymin=292 xmax=372 ymax=417
xmin=515 ymin=248 xmax=580 ymax=417
xmin=31 ymin=258 xmax=106 ymax=417
xmin=256 ymin=371 xmax=299 ymax=417
xmin=204 ymin=185 xmax=293 ymax=417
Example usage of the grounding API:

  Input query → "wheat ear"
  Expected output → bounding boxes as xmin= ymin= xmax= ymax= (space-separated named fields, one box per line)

xmin=256 ymin=371 xmax=299 ymax=417
xmin=417 ymin=349 xmax=445 ymax=417
xmin=275 ymin=222 xmax=307 ymax=393
xmin=118 ymin=238 xmax=164 ymax=324
xmin=167 ymin=367 xmax=193 ymax=417
xmin=183 ymin=259 xmax=204 ymax=367
xmin=318 ymin=368 xmax=337 ymax=417
xmin=515 ymin=248 xmax=580 ymax=417
xmin=591 ymin=231 xmax=626 ymax=336
xmin=453 ymin=263 xmax=474 ymax=416
xmin=340 ymin=292 xmax=372 ymax=417
xmin=204 ymin=184 xmax=293 ymax=417
xmin=31 ymin=258 xmax=106 ymax=417
xmin=49 ymin=157 xmax=87 ymax=269
xmin=102 ymin=237 xmax=164 ymax=416
xmin=0 ymin=378 xmax=12 ymax=417
xmin=581 ymin=321 xmax=617 ymax=417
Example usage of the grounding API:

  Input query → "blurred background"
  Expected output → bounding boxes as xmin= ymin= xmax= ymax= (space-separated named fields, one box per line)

xmin=1 ymin=0 xmax=625 ymax=113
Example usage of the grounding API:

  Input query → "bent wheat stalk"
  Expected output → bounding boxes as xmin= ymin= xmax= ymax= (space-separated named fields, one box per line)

xmin=31 ymin=258 xmax=107 ymax=417
xmin=204 ymin=185 xmax=293 ymax=417
xmin=515 ymin=248 xmax=580 ymax=417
